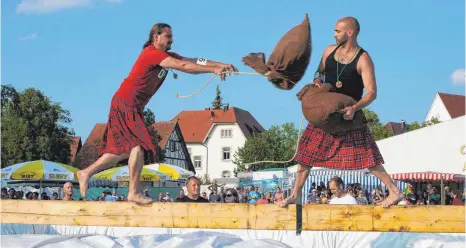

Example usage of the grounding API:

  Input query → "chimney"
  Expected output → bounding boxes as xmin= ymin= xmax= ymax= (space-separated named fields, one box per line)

xmin=223 ymin=104 xmax=229 ymax=111
xmin=401 ymin=120 xmax=406 ymax=133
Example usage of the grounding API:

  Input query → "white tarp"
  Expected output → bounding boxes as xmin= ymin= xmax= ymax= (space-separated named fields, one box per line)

xmin=375 ymin=116 xmax=465 ymax=174
xmin=1 ymin=224 xmax=465 ymax=248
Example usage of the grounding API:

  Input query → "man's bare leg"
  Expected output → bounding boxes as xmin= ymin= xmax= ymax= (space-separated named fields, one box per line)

xmin=369 ymin=164 xmax=405 ymax=208
xmin=278 ymin=164 xmax=310 ymax=208
xmin=127 ymin=145 xmax=152 ymax=205
xmin=77 ymin=152 xmax=129 ymax=198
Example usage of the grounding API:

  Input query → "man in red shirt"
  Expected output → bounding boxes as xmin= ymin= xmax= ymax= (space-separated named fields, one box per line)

xmin=77 ymin=23 xmax=237 ymax=205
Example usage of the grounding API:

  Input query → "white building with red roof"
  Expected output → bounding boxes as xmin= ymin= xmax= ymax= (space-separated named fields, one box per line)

xmin=171 ymin=106 xmax=265 ymax=180
xmin=425 ymin=92 xmax=465 ymax=122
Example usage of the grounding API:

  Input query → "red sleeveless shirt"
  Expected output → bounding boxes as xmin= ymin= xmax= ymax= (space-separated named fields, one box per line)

xmin=114 ymin=46 xmax=182 ymax=109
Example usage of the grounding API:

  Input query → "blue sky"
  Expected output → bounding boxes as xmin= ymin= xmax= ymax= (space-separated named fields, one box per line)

xmin=2 ymin=0 xmax=465 ymax=142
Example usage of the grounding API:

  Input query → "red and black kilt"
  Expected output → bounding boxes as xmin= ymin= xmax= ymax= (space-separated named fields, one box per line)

xmin=293 ymin=123 xmax=384 ymax=170
xmin=98 ymin=96 xmax=157 ymax=161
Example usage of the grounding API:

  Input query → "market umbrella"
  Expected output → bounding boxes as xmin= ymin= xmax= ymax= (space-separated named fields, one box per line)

xmin=92 ymin=165 xmax=169 ymax=182
xmin=144 ymin=163 xmax=194 ymax=180
xmin=1 ymin=160 xmax=78 ymax=181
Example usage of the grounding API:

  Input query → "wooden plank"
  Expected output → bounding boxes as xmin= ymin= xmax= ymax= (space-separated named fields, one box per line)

xmin=0 ymin=200 xmax=296 ymax=230
xmin=1 ymin=200 xmax=464 ymax=233
xmin=372 ymin=205 xmax=465 ymax=233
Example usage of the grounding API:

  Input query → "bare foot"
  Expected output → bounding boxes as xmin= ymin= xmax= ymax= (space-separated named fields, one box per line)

xmin=128 ymin=193 xmax=153 ymax=205
xmin=278 ymin=195 xmax=297 ymax=208
xmin=379 ymin=192 xmax=405 ymax=208
xmin=77 ymin=170 xmax=89 ymax=198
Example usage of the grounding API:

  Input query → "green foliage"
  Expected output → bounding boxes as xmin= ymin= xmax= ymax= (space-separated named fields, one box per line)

xmin=143 ymin=108 xmax=166 ymax=164
xmin=233 ymin=122 xmax=299 ymax=174
xmin=363 ymin=109 xmax=394 ymax=141
xmin=211 ymin=85 xmax=223 ymax=110
xmin=1 ymin=85 xmax=75 ymax=167
xmin=407 ymin=116 xmax=441 ymax=131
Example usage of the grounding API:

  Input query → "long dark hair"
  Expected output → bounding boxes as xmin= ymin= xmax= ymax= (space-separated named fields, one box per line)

xmin=143 ymin=23 xmax=171 ymax=49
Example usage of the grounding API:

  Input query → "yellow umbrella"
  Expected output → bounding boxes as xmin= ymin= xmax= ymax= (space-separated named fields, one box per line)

xmin=92 ymin=165 xmax=169 ymax=182
xmin=1 ymin=160 xmax=78 ymax=181
xmin=144 ymin=163 xmax=194 ymax=180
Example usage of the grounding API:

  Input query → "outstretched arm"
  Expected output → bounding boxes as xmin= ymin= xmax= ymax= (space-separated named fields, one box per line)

xmin=160 ymin=56 xmax=227 ymax=80
xmin=182 ymin=57 xmax=238 ymax=73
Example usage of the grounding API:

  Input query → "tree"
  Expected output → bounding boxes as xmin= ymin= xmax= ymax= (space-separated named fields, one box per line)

xmin=1 ymin=85 xmax=75 ymax=167
xmin=233 ymin=122 xmax=299 ymax=174
xmin=142 ymin=108 xmax=166 ymax=164
xmin=363 ymin=109 xmax=394 ymax=141
xmin=198 ymin=173 xmax=213 ymax=185
xmin=407 ymin=116 xmax=441 ymax=131
xmin=211 ymin=85 xmax=223 ymax=109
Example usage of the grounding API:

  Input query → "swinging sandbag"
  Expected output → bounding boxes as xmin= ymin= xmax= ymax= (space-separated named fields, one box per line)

xmin=242 ymin=14 xmax=311 ymax=90
xmin=297 ymin=83 xmax=367 ymax=133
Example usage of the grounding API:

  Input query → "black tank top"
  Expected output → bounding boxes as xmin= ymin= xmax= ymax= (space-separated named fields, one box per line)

xmin=324 ymin=45 xmax=366 ymax=101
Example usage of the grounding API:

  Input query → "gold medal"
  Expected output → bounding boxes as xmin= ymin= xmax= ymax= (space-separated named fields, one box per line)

xmin=336 ymin=80 xmax=343 ymax=88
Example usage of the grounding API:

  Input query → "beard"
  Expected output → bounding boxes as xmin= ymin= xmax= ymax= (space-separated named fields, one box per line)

xmin=336 ymin=38 xmax=348 ymax=45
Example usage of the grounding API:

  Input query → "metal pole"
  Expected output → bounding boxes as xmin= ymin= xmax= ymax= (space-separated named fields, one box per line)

xmin=440 ymin=174 xmax=444 ymax=205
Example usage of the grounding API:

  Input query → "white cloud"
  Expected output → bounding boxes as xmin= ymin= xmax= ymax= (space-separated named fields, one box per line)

xmin=450 ymin=69 xmax=465 ymax=85
xmin=19 ymin=33 xmax=39 ymax=41
xmin=16 ymin=0 xmax=122 ymax=14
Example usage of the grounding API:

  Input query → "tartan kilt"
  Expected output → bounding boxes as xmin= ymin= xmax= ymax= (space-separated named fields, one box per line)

xmin=98 ymin=96 xmax=157 ymax=161
xmin=293 ymin=123 xmax=384 ymax=170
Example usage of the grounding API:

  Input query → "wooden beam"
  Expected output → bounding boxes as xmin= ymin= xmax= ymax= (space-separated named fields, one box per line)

xmin=1 ymin=200 xmax=464 ymax=233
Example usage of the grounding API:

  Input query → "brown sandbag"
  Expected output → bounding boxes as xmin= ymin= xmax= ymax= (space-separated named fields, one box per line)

xmin=242 ymin=14 xmax=311 ymax=90
xmin=297 ymin=83 xmax=367 ymax=133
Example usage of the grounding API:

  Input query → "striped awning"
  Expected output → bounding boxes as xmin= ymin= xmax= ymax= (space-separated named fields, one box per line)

xmin=301 ymin=169 xmax=407 ymax=203
xmin=390 ymin=172 xmax=465 ymax=182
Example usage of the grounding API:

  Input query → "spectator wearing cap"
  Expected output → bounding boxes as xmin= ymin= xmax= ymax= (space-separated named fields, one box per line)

xmin=176 ymin=176 xmax=209 ymax=203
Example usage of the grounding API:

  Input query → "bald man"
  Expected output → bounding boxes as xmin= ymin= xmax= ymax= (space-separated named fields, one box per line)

xmin=281 ymin=17 xmax=404 ymax=208
xmin=62 ymin=182 xmax=73 ymax=201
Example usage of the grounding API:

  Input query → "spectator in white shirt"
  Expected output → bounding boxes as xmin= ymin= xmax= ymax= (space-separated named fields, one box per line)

xmin=328 ymin=176 xmax=358 ymax=205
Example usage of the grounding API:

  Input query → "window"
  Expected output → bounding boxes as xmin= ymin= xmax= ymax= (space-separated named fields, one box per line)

xmin=222 ymin=147 xmax=231 ymax=160
xmin=222 ymin=170 xmax=231 ymax=178
xmin=193 ymin=156 xmax=202 ymax=169
xmin=169 ymin=141 xmax=176 ymax=152
xmin=221 ymin=129 xmax=232 ymax=138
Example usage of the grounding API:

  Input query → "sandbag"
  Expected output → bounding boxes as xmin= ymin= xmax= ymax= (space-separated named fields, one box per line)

xmin=297 ymin=83 xmax=367 ymax=133
xmin=242 ymin=14 xmax=311 ymax=90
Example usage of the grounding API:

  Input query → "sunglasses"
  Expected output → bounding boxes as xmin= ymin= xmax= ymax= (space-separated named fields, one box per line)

xmin=225 ymin=193 xmax=233 ymax=197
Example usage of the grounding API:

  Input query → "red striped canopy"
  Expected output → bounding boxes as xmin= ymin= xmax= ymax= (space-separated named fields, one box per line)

xmin=390 ymin=172 xmax=465 ymax=182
